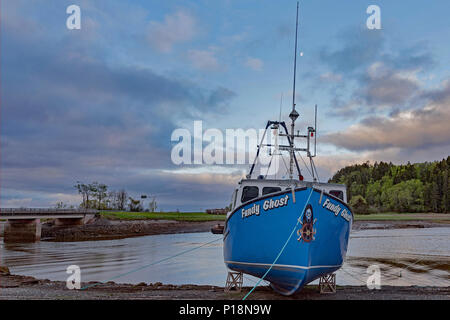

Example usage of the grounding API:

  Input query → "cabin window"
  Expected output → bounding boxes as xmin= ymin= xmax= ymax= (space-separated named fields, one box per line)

xmin=263 ymin=187 xmax=282 ymax=195
xmin=329 ymin=190 xmax=344 ymax=200
xmin=230 ymin=189 xmax=237 ymax=210
xmin=241 ymin=186 xmax=259 ymax=203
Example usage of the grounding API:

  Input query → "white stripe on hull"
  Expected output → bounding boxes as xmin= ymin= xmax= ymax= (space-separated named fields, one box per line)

xmin=225 ymin=260 xmax=342 ymax=270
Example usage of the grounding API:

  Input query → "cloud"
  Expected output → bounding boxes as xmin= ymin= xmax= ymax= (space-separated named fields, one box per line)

xmin=320 ymin=72 xmax=342 ymax=82
xmin=206 ymin=87 xmax=236 ymax=110
xmin=147 ymin=9 xmax=196 ymax=53
xmin=187 ymin=48 xmax=220 ymax=71
xmin=322 ymin=81 xmax=450 ymax=152
xmin=319 ymin=28 xmax=384 ymax=74
xmin=358 ymin=62 xmax=420 ymax=107
xmin=314 ymin=142 xmax=450 ymax=182
xmin=2 ymin=198 xmax=33 ymax=208
xmin=318 ymin=27 xmax=435 ymax=119
xmin=0 ymin=3 xmax=237 ymax=210
xmin=244 ymin=57 xmax=263 ymax=71
xmin=320 ymin=32 xmax=433 ymax=78
xmin=329 ymin=63 xmax=422 ymax=118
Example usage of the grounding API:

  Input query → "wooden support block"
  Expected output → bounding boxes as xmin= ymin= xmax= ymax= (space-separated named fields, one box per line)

xmin=319 ymin=273 xmax=336 ymax=294
xmin=225 ymin=271 xmax=243 ymax=292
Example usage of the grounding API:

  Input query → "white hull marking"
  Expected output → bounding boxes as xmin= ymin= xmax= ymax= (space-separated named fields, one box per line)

xmin=225 ymin=260 xmax=342 ymax=270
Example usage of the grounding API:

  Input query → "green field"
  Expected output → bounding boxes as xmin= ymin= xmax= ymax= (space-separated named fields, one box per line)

xmin=354 ymin=212 xmax=450 ymax=222
xmin=99 ymin=211 xmax=449 ymax=223
xmin=100 ymin=211 xmax=226 ymax=222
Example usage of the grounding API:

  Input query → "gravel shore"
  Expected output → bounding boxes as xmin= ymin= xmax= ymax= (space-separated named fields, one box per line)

xmin=0 ymin=273 xmax=448 ymax=300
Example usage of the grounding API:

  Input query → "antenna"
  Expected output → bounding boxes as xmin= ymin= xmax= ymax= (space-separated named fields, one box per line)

xmin=292 ymin=1 xmax=299 ymax=112
xmin=279 ymin=93 xmax=283 ymax=122
xmin=288 ymin=1 xmax=300 ymax=180
xmin=314 ymin=104 xmax=317 ymax=157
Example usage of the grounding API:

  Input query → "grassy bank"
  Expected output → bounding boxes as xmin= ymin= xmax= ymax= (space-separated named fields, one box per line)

xmin=354 ymin=212 xmax=450 ymax=222
xmin=100 ymin=211 xmax=449 ymax=223
xmin=100 ymin=211 xmax=226 ymax=222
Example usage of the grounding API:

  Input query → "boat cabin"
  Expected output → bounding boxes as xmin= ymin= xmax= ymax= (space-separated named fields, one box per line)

xmin=229 ymin=178 xmax=347 ymax=215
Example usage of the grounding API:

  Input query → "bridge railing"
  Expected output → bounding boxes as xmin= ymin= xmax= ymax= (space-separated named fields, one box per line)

xmin=0 ymin=208 xmax=99 ymax=216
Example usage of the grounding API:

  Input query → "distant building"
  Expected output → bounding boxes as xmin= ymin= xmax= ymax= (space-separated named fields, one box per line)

xmin=206 ymin=208 xmax=228 ymax=215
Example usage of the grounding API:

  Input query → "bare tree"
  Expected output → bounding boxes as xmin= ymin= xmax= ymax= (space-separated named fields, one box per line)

xmin=149 ymin=196 xmax=157 ymax=212
xmin=94 ymin=182 xmax=108 ymax=209
xmin=74 ymin=182 xmax=91 ymax=208
xmin=75 ymin=181 xmax=108 ymax=209
xmin=128 ymin=197 xmax=143 ymax=212
xmin=117 ymin=189 xmax=128 ymax=211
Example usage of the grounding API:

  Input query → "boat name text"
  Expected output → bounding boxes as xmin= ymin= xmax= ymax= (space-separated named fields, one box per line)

xmin=242 ymin=195 xmax=290 ymax=219
xmin=322 ymin=198 xmax=351 ymax=222
xmin=263 ymin=195 xmax=289 ymax=211
xmin=242 ymin=204 xmax=260 ymax=218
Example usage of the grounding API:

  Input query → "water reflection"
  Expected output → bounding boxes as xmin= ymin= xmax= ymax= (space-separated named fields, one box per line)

xmin=335 ymin=227 xmax=450 ymax=287
xmin=1 ymin=228 xmax=449 ymax=287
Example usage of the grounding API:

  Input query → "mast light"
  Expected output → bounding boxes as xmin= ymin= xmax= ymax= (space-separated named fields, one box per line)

xmin=289 ymin=109 xmax=299 ymax=122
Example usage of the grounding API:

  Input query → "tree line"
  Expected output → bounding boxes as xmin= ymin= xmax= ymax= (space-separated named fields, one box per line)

xmin=72 ymin=181 xmax=157 ymax=212
xmin=328 ymin=156 xmax=450 ymax=214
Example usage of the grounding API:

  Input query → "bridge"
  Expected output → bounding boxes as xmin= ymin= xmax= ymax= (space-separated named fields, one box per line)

xmin=0 ymin=208 xmax=98 ymax=243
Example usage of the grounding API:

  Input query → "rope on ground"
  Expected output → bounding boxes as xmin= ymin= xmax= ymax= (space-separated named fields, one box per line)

xmin=81 ymin=236 xmax=222 ymax=290
xmin=243 ymin=274 xmax=270 ymax=286
xmin=242 ymin=187 xmax=314 ymax=300
xmin=338 ymin=266 xmax=368 ymax=286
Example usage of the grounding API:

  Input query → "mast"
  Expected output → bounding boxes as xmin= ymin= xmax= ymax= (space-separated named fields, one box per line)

xmin=247 ymin=2 xmax=315 ymax=182
xmin=288 ymin=1 xmax=300 ymax=179
xmin=292 ymin=2 xmax=299 ymax=111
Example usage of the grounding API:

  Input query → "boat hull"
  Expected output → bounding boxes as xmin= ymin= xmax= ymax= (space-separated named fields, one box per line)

xmin=223 ymin=187 xmax=352 ymax=295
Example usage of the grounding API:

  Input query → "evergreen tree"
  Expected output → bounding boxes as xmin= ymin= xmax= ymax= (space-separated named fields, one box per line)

xmin=329 ymin=157 xmax=450 ymax=213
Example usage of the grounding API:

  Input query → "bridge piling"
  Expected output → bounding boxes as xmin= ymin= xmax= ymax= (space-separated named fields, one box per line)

xmin=4 ymin=219 xmax=41 ymax=243
xmin=54 ymin=217 xmax=84 ymax=227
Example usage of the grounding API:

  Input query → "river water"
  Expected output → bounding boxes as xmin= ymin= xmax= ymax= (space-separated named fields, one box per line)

xmin=1 ymin=227 xmax=449 ymax=287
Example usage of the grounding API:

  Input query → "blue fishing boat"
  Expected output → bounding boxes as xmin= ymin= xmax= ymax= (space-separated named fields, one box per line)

xmin=223 ymin=2 xmax=353 ymax=296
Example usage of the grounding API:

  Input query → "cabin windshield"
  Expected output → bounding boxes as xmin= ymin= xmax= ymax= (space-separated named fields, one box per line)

xmin=232 ymin=179 xmax=348 ymax=212
xmin=329 ymin=190 xmax=344 ymax=201
xmin=241 ymin=186 xmax=259 ymax=203
xmin=262 ymin=186 xmax=282 ymax=195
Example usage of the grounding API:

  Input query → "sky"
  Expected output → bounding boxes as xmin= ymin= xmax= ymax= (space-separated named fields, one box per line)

xmin=1 ymin=0 xmax=449 ymax=210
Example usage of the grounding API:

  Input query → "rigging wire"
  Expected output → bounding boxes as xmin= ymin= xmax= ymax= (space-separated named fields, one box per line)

xmin=242 ymin=187 xmax=314 ymax=300
xmin=280 ymin=154 xmax=290 ymax=178
xmin=80 ymin=236 xmax=222 ymax=290
xmin=297 ymin=152 xmax=313 ymax=178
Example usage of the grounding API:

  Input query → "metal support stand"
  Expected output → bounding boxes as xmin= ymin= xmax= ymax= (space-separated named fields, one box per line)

xmin=319 ymin=273 xmax=336 ymax=294
xmin=225 ymin=271 xmax=243 ymax=292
